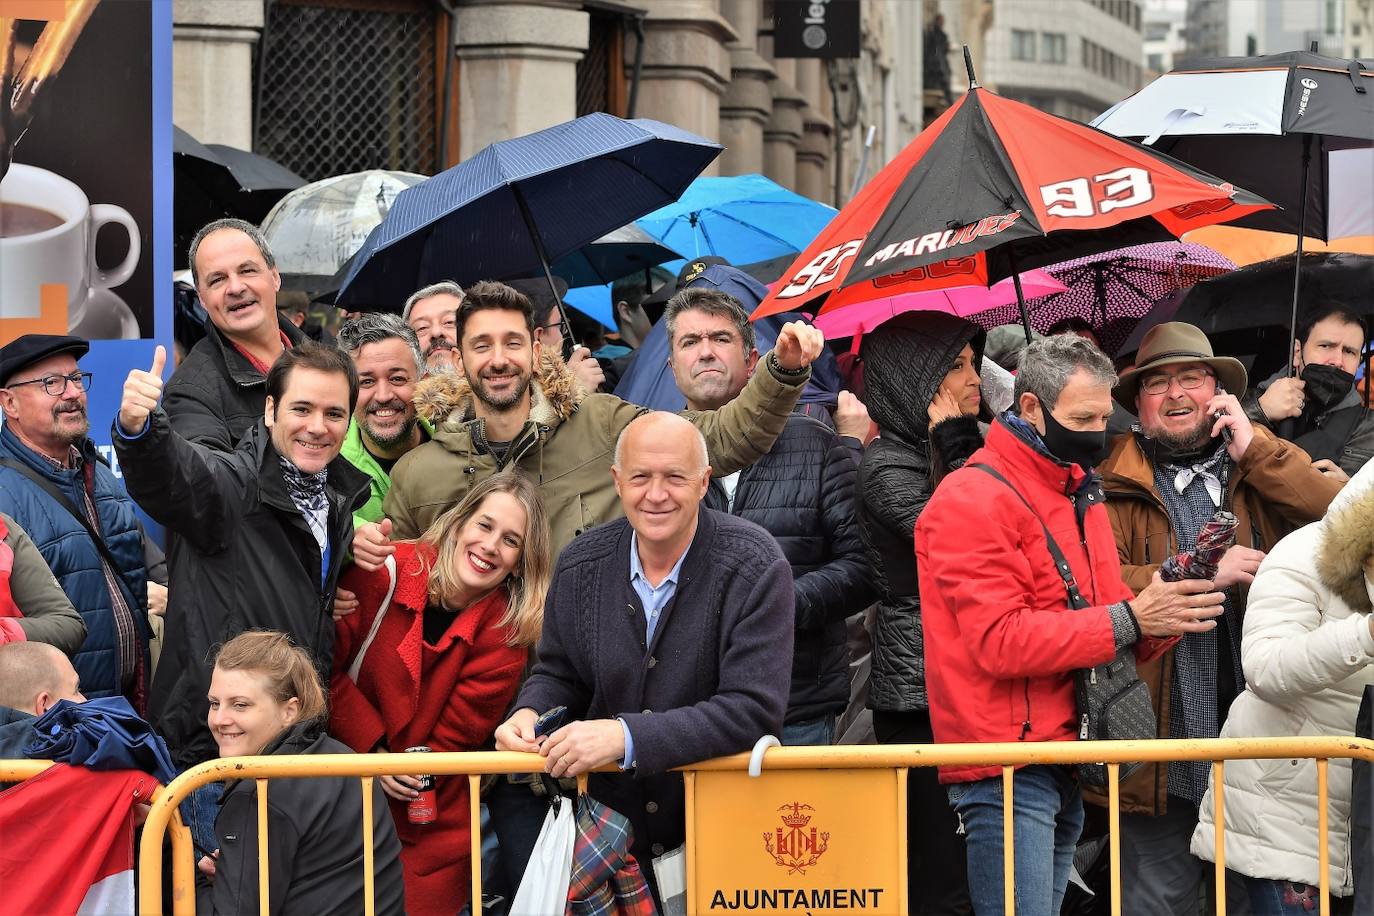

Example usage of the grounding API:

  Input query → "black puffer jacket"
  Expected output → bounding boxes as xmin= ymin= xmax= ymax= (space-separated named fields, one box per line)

xmin=113 ymin=410 xmax=370 ymax=769
xmin=704 ymin=412 xmax=873 ymax=725
xmin=856 ymin=313 xmax=988 ymax=713
xmin=204 ymin=723 xmax=405 ymax=915
xmin=164 ymin=314 xmax=306 ymax=452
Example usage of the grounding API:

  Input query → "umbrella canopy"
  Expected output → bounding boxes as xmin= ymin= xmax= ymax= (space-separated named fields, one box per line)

xmin=813 ymin=270 xmax=1066 ymax=339
xmin=551 ymin=223 xmax=683 ymax=289
xmin=971 ymin=241 xmax=1235 ymax=354
xmin=260 ymin=169 xmax=428 ymax=292
xmin=24 ymin=696 xmax=177 ymax=784
xmin=613 ymin=265 xmax=842 ymax=411
xmin=752 ymin=78 xmax=1271 ymax=331
xmin=1175 ymin=251 xmax=1374 ymax=334
xmin=635 ymin=173 xmax=838 ymax=264
xmin=336 ymin=113 xmax=722 ymax=312
xmin=173 ymin=127 xmax=305 ymax=268
xmin=1093 ymin=51 xmax=1374 ymax=240
xmin=1184 ymin=224 xmax=1374 ymax=265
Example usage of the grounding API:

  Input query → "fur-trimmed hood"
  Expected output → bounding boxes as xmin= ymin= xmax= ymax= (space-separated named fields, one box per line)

xmin=411 ymin=349 xmax=585 ymax=429
xmin=1316 ymin=459 xmax=1374 ymax=614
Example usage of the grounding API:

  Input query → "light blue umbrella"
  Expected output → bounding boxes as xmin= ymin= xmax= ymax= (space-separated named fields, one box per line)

xmin=636 ymin=173 xmax=836 ymax=264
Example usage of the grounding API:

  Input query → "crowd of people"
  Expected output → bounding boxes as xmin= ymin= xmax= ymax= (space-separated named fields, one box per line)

xmin=0 ymin=214 xmax=1370 ymax=915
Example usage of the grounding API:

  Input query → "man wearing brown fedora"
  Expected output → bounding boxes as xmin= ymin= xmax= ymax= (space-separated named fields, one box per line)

xmin=1094 ymin=321 xmax=1344 ymax=915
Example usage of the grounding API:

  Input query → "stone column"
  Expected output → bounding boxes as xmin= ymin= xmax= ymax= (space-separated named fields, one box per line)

xmin=763 ymin=57 xmax=805 ymax=191
xmin=632 ymin=1 xmax=736 ymax=173
xmin=793 ymin=60 xmax=832 ymax=205
xmin=173 ymin=0 xmax=262 ymax=148
xmin=716 ymin=0 xmax=773 ymax=176
xmin=453 ymin=1 xmax=589 ymax=160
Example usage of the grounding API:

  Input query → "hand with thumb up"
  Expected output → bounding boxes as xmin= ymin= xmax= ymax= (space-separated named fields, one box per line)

xmin=352 ymin=517 xmax=396 ymax=571
xmin=118 ymin=345 xmax=168 ymax=436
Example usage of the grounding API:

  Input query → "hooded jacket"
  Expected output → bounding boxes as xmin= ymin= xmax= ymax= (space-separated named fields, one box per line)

xmin=703 ymin=413 xmax=873 ymax=725
xmin=112 ymin=410 xmax=370 ymax=769
xmin=205 ymin=722 xmax=406 ymax=915
xmin=1094 ymin=425 xmax=1343 ymax=814
xmin=383 ymin=349 xmax=808 ymax=553
xmin=916 ymin=418 xmax=1169 ymax=783
xmin=1190 ymin=460 xmax=1374 ymax=895
xmin=339 ymin=415 xmax=434 ymax=529
xmin=1243 ymin=367 xmax=1374 ymax=478
xmin=163 ymin=314 xmax=306 ymax=453
xmin=855 ymin=312 xmax=988 ymax=713
xmin=0 ymin=424 xmax=148 ymax=701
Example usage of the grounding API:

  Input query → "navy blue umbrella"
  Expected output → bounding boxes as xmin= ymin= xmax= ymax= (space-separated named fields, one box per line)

xmin=613 ymin=265 xmax=842 ymax=411
xmin=335 ymin=114 xmax=723 ymax=341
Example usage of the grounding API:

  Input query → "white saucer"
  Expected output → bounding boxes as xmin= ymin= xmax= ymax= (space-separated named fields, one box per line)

xmin=68 ymin=286 xmax=141 ymax=339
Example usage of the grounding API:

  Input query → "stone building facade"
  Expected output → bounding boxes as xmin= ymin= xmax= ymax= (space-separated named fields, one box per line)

xmin=171 ymin=0 xmax=933 ymax=207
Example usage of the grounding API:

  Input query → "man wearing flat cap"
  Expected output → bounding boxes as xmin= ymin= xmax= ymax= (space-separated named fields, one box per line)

xmin=0 ymin=335 xmax=151 ymax=708
xmin=1092 ymin=322 xmax=1344 ymax=915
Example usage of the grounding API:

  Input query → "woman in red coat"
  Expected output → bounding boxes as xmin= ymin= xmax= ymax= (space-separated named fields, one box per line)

xmin=330 ymin=470 xmax=552 ymax=915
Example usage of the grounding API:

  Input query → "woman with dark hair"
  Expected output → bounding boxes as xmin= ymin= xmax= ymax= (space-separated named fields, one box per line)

xmin=330 ymin=469 xmax=552 ymax=916
xmin=201 ymin=630 xmax=405 ymax=915
xmin=855 ymin=311 xmax=990 ymax=915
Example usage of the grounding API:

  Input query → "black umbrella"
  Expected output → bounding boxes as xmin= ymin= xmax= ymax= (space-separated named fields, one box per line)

xmin=173 ymin=126 xmax=305 ymax=268
xmin=551 ymin=223 xmax=682 ymax=288
xmin=1094 ymin=48 xmax=1374 ymax=371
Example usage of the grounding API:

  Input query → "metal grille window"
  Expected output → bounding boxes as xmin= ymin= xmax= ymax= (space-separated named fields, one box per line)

xmin=255 ymin=0 xmax=439 ymax=181
xmin=576 ymin=10 xmax=626 ymax=117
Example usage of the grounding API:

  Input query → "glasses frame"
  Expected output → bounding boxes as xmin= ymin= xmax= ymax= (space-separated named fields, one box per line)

xmin=1138 ymin=368 xmax=1214 ymax=397
xmin=3 ymin=371 xmax=93 ymax=397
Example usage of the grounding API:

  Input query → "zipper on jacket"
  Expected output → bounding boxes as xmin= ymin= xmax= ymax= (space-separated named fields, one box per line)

xmin=1019 ymin=680 xmax=1032 ymax=740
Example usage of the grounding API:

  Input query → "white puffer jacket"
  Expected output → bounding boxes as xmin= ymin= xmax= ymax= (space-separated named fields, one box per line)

xmin=1191 ymin=459 xmax=1374 ymax=894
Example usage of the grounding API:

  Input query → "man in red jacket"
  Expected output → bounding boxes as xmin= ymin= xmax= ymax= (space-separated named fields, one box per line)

xmin=915 ymin=334 xmax=1227 ymax=916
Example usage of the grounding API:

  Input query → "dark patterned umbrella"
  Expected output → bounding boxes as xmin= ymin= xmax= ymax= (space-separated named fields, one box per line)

xmin=1160 ymin=510 xmax=1239 ymax=582
xmin=972 ymin=241 xmax=1235 ymax=354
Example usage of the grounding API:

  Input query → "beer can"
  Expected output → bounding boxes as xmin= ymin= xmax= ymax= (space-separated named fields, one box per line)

xmin=404 ymin=746 xmax=438 ymax=825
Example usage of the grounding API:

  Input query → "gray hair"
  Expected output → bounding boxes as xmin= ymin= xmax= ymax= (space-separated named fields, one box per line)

xmin=403 ymin=281 xmax=465 ymax=323
xmin=1013 ymin=334 xmax=1117 ymax=410
xmin=188 ymin=218 xmax=276 ymax=286
xmin=612 ymin=411 xmax=709 ymax=472
xmin=337 ymin=312 xmax=425 ymax=378
xmin=663 ymin=288 xmax=756 ymax=354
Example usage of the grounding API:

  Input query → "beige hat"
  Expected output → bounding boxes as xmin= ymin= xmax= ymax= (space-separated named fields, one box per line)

xmin=1114 ymin=322 xmax=1247 ymax=408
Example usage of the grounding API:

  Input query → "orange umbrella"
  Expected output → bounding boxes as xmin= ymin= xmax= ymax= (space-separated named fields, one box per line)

xmin=1184 ymin=225 xmax=1374 ymax=266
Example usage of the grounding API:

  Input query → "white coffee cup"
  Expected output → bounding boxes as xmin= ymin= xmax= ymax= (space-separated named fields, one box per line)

xmin=0 ymin=163 xmax=141 ymax=322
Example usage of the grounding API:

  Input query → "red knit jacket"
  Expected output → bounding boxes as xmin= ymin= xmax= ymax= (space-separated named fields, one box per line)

xmin=331 ymin=543 xmax=526 ymax=916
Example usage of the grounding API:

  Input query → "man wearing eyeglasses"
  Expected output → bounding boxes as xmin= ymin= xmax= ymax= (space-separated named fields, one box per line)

xmin=1092 ymin=322 xmax=1343 ymax=916
xmin=0 ymin=335 xmax=151 ymax=709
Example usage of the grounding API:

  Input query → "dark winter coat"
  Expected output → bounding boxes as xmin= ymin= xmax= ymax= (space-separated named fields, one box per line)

xmin=0 ymin=424 xmax=148 ymax=701
xmin=164 ymin=314 xmax=305 ymax=453
xmin=854 ymin=313 xmax=988 ymax=713
xmin=515 ymin=509 xmax=794 ymax=876
xmin=1243 ymin=368 xmax=1374 ymax=477
xmin=112 ymin=409 xmax=370 ymax=769
xmin=704 ymin=413 xmax=873 ymax=724
xmin=204 ymin=723 xmax=405 ymax=916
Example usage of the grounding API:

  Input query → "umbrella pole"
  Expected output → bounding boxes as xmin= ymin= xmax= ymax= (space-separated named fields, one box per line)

xmin=1285 ymin=134 xmax=1313 ymax=378
xmin=1007 ymin=244 xmax=1033 ymax=345
xmin=511 ymin=184 xmax=575 ymax=356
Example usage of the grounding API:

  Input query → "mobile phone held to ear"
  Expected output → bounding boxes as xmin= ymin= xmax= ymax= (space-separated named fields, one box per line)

xmin=1214 ymin=382 xmax=1233 ymax=445
xmin=533 ymin=705 xmax=568 ymax=739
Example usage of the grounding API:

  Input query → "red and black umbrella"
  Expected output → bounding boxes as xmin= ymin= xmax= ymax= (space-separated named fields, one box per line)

xmin=752 ymin=52 xmax=1272 ymax=339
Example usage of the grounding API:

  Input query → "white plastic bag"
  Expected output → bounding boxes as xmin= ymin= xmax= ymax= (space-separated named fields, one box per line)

xmin=509 ymin=797 xmax=575 ymax=915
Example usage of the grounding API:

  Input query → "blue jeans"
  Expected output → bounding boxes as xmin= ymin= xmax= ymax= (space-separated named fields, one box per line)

xmin=1245 ymin=876 xmax=1354 ymax=915
xmin=947 ymin=765 xmax=1084 ymax=916
xmin=783 ymin=714 xmax=836 ymax=747
xmin=187 ymin=781 xmax=225 ymax=858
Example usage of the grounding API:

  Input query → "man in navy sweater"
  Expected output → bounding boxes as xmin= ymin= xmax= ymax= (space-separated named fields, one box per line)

xmin=495 ymin=410 xmax=794 ymax=893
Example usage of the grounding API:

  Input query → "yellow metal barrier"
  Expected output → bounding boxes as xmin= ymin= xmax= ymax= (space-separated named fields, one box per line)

xmin=133 ymin=736 xmax=1374 ymax=916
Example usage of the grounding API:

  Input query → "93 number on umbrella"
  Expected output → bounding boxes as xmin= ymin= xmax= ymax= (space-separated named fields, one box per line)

xmin=1041 ymin=167 xmax=1156 ymax=218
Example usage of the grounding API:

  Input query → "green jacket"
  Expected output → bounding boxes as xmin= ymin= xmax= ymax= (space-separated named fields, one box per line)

xmin=340 ymin=417 xmax=434 ymax=529
xmin=383 ymin=351 xmax=809 ymax=553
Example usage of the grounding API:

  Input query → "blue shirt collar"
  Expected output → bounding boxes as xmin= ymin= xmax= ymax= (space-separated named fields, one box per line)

xmin=629 ymin=529 xmax=690 ymax=590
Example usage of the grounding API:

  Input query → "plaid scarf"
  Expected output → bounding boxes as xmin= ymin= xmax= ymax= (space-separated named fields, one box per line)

xmin=279 ymin=457 xmax=330 ymax=565
xmin=1150 ymin=439 xmax=1245 ymax=805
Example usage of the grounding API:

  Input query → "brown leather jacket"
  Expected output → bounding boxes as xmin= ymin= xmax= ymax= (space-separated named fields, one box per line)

xmin=1088 ymin=426 xmax=1344 ymax=815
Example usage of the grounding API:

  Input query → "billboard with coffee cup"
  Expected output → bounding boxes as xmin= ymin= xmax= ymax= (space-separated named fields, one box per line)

xmin=1 ymin=0 xmax=165 ymax=343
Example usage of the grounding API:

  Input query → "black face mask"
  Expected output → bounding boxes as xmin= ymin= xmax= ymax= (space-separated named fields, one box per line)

xmin=1299 ymin=363 xmax=1356 ymax=411
xmin=1038 ymin=402 xmax=1109 ymax=474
